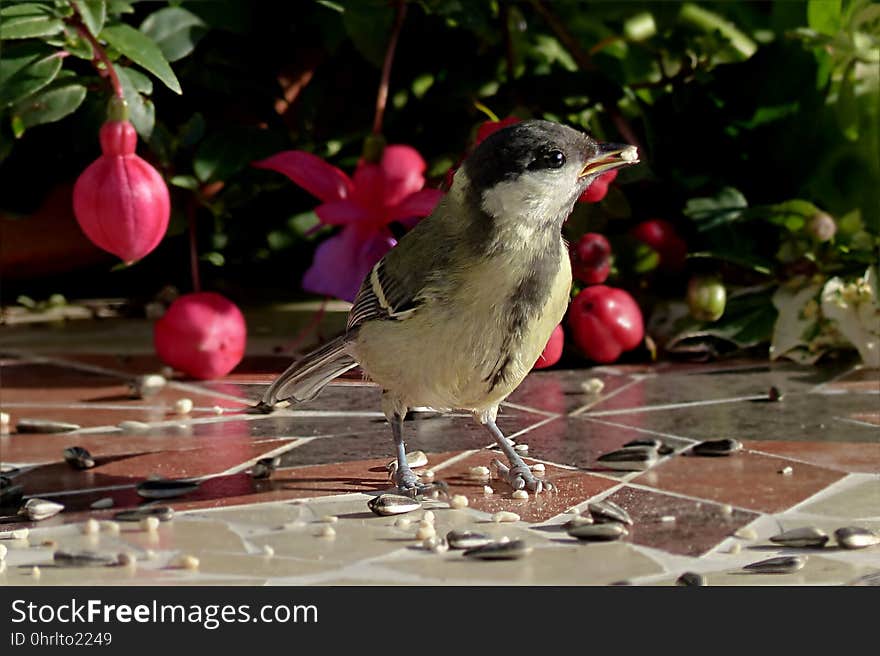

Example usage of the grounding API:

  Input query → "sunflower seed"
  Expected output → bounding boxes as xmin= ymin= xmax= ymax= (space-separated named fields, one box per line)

xmin=386 ymin=450 xmax=428 ymax=472
xmin=596 ymin=447 xmax=658 ymax=471
xmin=726 ymin=543 xmax=742 ymax=554
xmin=676 ymin=572 xmax=707 ymax=586
xmin=624 ymin=438 xmax=663 ymax=450
xmin=63 ymin=446 xmax=95 ymax=470
xmin=128 ymin=374 xmax=166 ymax=399
xmin=422 ymin=511 xmax=435 ymax=524
xmin=140 ymin=517 xmax=160 ymax=532
xmin=54 ymin=550 xmax=118 ymax=567
xmin=446 ymin=530 xmax=492 ymax=550
xmin=173 ymin=398 xmax=194 ymax=415
xmin=567 ymin=522 xmax=629 ymax=541
xmin=16 ymin=418 xmax=80 ymax=434
xmin=511 ymin=490 xmax=529 ymax=500
xmin=251 ymin=456 xmax=281 ymax=480
xmin=262 ymin=545 xmax=275 ymax=557
xmin=492 ymin=511 xmax=520 ymax=523
xmin=416 ymin=524 xmax=436 ymax=540
xmin=530 ymin=463 xmax=545 ymax=473
xmin=90 ymin=497 xmax=114 ymax=510
xmin=835 ymin=527 xmax=880 ymax=549
xmin=588 ymin=500 xmax=633 ymax=526
xmin=0 ymin=411 xmax=9 ymax=426
xmin=514 ymin=444 xmax=529 ymax=453
xmin=719 ymin=504 xmax=733 ymax=516
xmin=0 ymin=528 xmax=29 ymax=540
xmin=136 ymin=479 xmax=199 ymax=499
xmin=562 ymin=515 xmax=594 ymax=530
xmin=31 ymin=566 xmax=41 ymax=579
xmin=769 ymin=527 xmax=829 ymax=548
xmin=394 ymin=518 xmax=411 ymax=529
xmin=368 ymin=494 xmax=422 ymax=516
xmin=117 ymin=552 xmax=137 ymax=567
xmin=660 ymin=515 xmax=676 ymax=523
xmin=779 ymin=466 xmax=794 ymax=475
xmin=19 ymin=498 xmax=64 ymax=521
xmin=449 ymin=494 xmax=469 ymax=509
xmin=118 ymin=420 xmax=151 ymax=432
xmin=174 ymin=554 xmax=200 ymax=570
xmin=734 ymin=527 xmax=758 ymax=540
xmin=463 ymin=539 xmax=532 ymax=560
xmin=743 ymin=555 xmax=806 ymax=574
xmin=468 ymin=466 xmax=491 ymax=481
xmin=692 ymin=438 xmax=742 ymax=457
xmin=114 ymin=506 xmax=174 ymax=522
xmin=768 ymin=386 xmax=783 ymax=402
xmin=421 ymin=470 xmax=435 ymax=482
xmin=483 ymin=485 xmax=494 ymax=495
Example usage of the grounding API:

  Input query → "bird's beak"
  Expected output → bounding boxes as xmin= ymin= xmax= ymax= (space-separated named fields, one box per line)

xmin=579 ymin=143 xmax=640 ymax=178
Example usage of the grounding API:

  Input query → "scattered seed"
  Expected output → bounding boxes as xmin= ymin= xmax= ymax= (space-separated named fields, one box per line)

xmin=118 ymin=420 xmax=151 ymax=432
xmin=144 ymin=549 xmax=158 ymax=561
xmin=31 ymin=566 xmax=41 ymax=579
xmin=835 ymin=527 xmax=880 ymax=549
xmin=530 ymin=463 xmax=545 ymax=473
xmin=734 ymin=527 xmax=758 ymax=540
xmin=492 ymin=511 xmax=520 ymax=523
xmin=779 ymin=466 xmax=794 ymax=476
xmin=100 ymin=521 xmax=120 ymax=535
xmin=446 ymin=530 xmax=492 ymax=550
xmin=317 ymin=525 xmax=336 ymax=539
xmin=250 ymin=456 xmax=281 ymax=480
xmin=136 ymin=479 xmax=199 ymax=499
xmin=624 ymin=438 xmax=662 ymax=450
xmin=726 ymin=543 xmax=742 ymax=554
xmin=140 ymin=517 xmax=160 ymax=532
xmin=320 ymin=515 xmax=338 ymax=524
xmin=581 ymin=378 xmax=605 ymax=395
xmin=114 ymin=506 xmax=174 ymax=522
xmin=421 ymin=470 xmax=436 ymax=482
xmin=128 ymin=374 xmax=166 ymax=399
xmin=416 ymin=525 xmax=436 ymax=541
xmin=588 ymin=500 xmax=633 ymax=526
xmin=54 ymin=550 xmax=118 ymax=567
xmin=422 ymin=535 xmax=448 ymax=553
xmin=768 ymin=386 xmax=783 ymax=402
xmin=0 ymin=528 xmax=29 ymax=540
xmin=514 ymin=444 xmax=529 ymax=454
xmin=720 ymin=504 xmax=733 ymax=516
xmin=676 ymin=572 xmax=706 ymax=586
xmin=386 ymin=450 xmax=428 ymax=472
xmin=80 ymin=518 xmax=101 ymax=535
xmin=422 ymin=511 xmax=436 ymax=524
xmin=464 ymin=539 xmax=532 ymax=560
xmin=394 ymin=518 xmax=411 ymax=529
xmin=743 ymin=555 xmax=806 ymax=574
xmin=596 ymin=446 xmax=658 ymax=471
xmin=117 ymin=552 xmax=137 ymax=567
xmin=449 ymin=494 xmax=469 ymax=509
xmin=262 ymin=545 xmax=275 ymax=557
xmin=20 ymin=498 xmax=64 ymax=521
xmin=212 ymin=406 xmax=225 ymax=415
xmin=483 ymin=485 xmax=494 ymax=495
xmin=175 ymin=554 xmax=200 ymax=570
xmin=770 ymin=527 xmax=829 ymax=548
xmin=562 ymin=515 xmax=594 ymax=530
xmin=90 ymin=497 xmax=114 ymax=510
xmin=173 ymin=398 xmax=194 ymax=415
xmin=568 ymin=522 xmax=629 ymax=542
xmin=660 ymin=515 xmax=676 ymax=523
xmin=16 ymin=418 xmax=80 ymax=434
xmin=468 ymin=466 xmax=491 ymax=481
xmin=368 ymin=494 xmax=422 ymax=517
xmin=63 ymin=446 xmax=95 ymax=470
xmin=511 ymin=490 xmax=529 ymax=500
xmin=692 ymin=438 xmax=742 ymax=457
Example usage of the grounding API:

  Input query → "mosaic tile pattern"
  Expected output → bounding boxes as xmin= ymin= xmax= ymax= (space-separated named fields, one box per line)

xmin=1 ymin=340 xmax=878 ymax=586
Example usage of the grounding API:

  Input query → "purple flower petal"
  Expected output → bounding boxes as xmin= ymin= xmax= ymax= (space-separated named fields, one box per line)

xmin=316 ymin=200 xmax=370 ymax=225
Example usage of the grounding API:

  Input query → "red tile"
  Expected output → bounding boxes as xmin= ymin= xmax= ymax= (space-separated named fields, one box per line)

xmin=633 ymin=449 xmax=845 ymax=513
xmin=746 ymin=440 xmax=880 ymax=474
xmin=506 ymin=369 xmax=633 ymax=415
xmin=826 ymin=368 xmax=880 ymax=393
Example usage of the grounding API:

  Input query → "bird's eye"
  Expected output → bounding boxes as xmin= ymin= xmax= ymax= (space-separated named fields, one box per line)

xmin=529 ymin=149 xmax=566 ymax=170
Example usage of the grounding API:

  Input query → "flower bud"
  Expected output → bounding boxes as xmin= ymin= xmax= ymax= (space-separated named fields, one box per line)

xmin=687 ymin=276 xmax=726 ymax=322
xmin=73 ymin=112 xmax=170 ymax=264
xmin=807 ymin=212 xmax=836 ymax=242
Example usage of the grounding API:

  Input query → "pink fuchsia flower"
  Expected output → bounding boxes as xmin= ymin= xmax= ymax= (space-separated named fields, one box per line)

xmin=254 ymin=146 xmax=443 ymax=302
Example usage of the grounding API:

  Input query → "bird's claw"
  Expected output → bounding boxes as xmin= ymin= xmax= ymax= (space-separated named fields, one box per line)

xmin=492 ymin=458 xmax=555 ymax=494
xmin=394 ymin=470 xmax=448 ymax=500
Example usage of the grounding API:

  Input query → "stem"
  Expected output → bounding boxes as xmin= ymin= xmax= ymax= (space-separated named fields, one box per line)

xmin=373 ymin=0 xmax=407 ymax=135
xmin=69 ymin=16 xmax=124 ymax=99
xmin=187 ymin=197 xmax=202 ymax=293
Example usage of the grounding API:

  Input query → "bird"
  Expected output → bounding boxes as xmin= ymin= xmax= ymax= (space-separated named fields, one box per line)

xmin=258 ymin=119 xmax=639 ymax=496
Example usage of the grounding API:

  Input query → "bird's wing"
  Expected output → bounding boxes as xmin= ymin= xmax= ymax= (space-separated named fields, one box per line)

xmin=347 ymin=257 xmax=421 ymax=331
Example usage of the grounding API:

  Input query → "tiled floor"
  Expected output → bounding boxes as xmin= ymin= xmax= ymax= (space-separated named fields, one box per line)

xmin=1 ymin=317 xmax=878 ymax=586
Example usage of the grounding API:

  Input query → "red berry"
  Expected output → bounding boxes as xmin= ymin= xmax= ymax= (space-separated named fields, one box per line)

xmin=568 ymin=286 xmax=644 ymax=363
xmin=154 ymin=293 xmax=247 ymax=380
xmin=73 ymin=120 xmax=170 ymax=264
xmin=572 ymin=233 xmax=612 ymax=284
xmin=632 ymin=219 xmax=687 ymax=271
xmin=533 ymin=324 xmax=564 ymax=369
xmin=579 ymin=170 xmax=618 ymax=203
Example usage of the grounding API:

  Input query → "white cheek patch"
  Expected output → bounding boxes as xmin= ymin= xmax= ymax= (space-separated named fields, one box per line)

xmin=480 ymin=167 xmax=580 ymax=230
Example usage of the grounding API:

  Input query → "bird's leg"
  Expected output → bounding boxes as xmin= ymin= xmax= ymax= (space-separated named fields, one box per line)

xmin=481 ymin=415 xmax=554 ymax=493
xmin=389 ymin=411 xmax=446 ymax=499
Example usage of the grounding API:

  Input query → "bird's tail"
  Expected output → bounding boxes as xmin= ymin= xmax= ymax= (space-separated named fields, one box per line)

xmin=260 ymin=336 xmax=357 ymax=407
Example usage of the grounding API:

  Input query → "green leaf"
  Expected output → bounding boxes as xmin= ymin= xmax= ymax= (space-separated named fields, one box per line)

xmin=0 ymin=44 xmax=63 ymax=108
xmin=100 ymin=23 xmax=181 ymax=94
xmin=342 ymin=1 xmax=394 ymax=68
xmin=0 ymin=3 xmax=63 ymax=39
xmin=835 ymin=70 xmax=859 ymax=141
xmin=688 ymin=250 xmax=774 ymax=275
xmin=807 ymin=0 xmax=841 ymax=35
xmin=170 ymin=174 xmax=199 ymax=190
xmin=684 ymin=187 xmax=749 ymax=230
xmin=72 ymin=0 xmax=106 ymax=36
xmin=194 ymin=128 xmax=284 ymax=183
xmin=106 ymin=0 xmax=133 ymax=15
xmin=116 ymin=66 xmax=155 ymax=138
xmin=139 ymin=6 xmax=207 ymax=63
xmin=11 ymin=81 xmax=86 ymax=130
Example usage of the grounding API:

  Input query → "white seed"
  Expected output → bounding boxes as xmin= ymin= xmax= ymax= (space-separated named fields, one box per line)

xmin=394 ymin=518 xmax=411 ymax=529
xmin=450 ymin=495 xmax=469 ymax=509
xmin=317 ymin=525 xmax=336 ymax=539
xmin=514 ymin=444 xmax=529 ymax=453
xmin=418 ymin=519 xmax=434 ymax=530
xmin=420 ymin=470 xmax=435 ymax=482
xmin=262 ymin=545 xmax=275 ymax=557
xmin=175 ymin=554 xmax=200 ymax=570
xmin=720 ymin=504 xmax=733 ymax=516
xmin=101 ymin=521 xmax=120 ymax=535
xmin=621 ymin=146 xmax=639 ymax=162
xmin=415 ymin=525 xmax=436 ymax=540
xmin=80 ymin=518 xmax=100 ymax=535
xmin=117 ymin=552 xmax=137 ymax=567
xmin=735 ymin=527 xmax=758 ymax=540
xmin=173 ymin=398 xmax=194 ymax=415
xmin=212 ymin=406 xmax=225 ymax=415
xmin=727 ymin=542 xmax=742 ymax=555
xmin=530 ymin=463 xmax=546 ymax=473
xmin=21 ymin=498 xmax=65 ymax=521
xmin=498 ymin=536 xmax=511 ymax=544
xmin=660 ymin=515 xmax=676 ymax=523
xmin=32 ymin=566 xmax=41 ymax=579
xmin=118 ymin=420 xmax=150 ymax=432
xmin=779 ymin=466 xmax=794 ymax=476
xmin=0 ymin=528 xmax=29 ymax=540
xmin=90 ymin=497 xmax=114 ymax=510
xmin=422 ymin=536 xmax=448 ymax=552
xmin=483 ymin=486 xmax=494 ymax=495
xmin=511 ymin=490 xmax=529 ymax=500
xmin=492 ymin=511 xmax=520 ymax=523
xmin=140 ymin=517 xmax=160 ymax=532
xmin=468 ymin=466 xmax=491 ymax=480
xmin=581 ymin=378 xmax=605 ymax=395
xmin=422 ymin=511 xmax=435 ymax=524
xmin=0 ymin=543 xmax=6 ymax=560
xmin=320 ymin=515 xmax=338 ymax=524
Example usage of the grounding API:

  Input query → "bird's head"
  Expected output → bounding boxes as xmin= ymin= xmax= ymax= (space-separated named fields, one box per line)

xmin=459 ymin=119 xmax=639 ymax=231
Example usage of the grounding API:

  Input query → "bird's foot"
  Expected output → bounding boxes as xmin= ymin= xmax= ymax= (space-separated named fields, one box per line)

xmin=393 ymin=469 xmax=448 ymax=499
xmin=492 ymin=458 xmax=555 ymax=494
